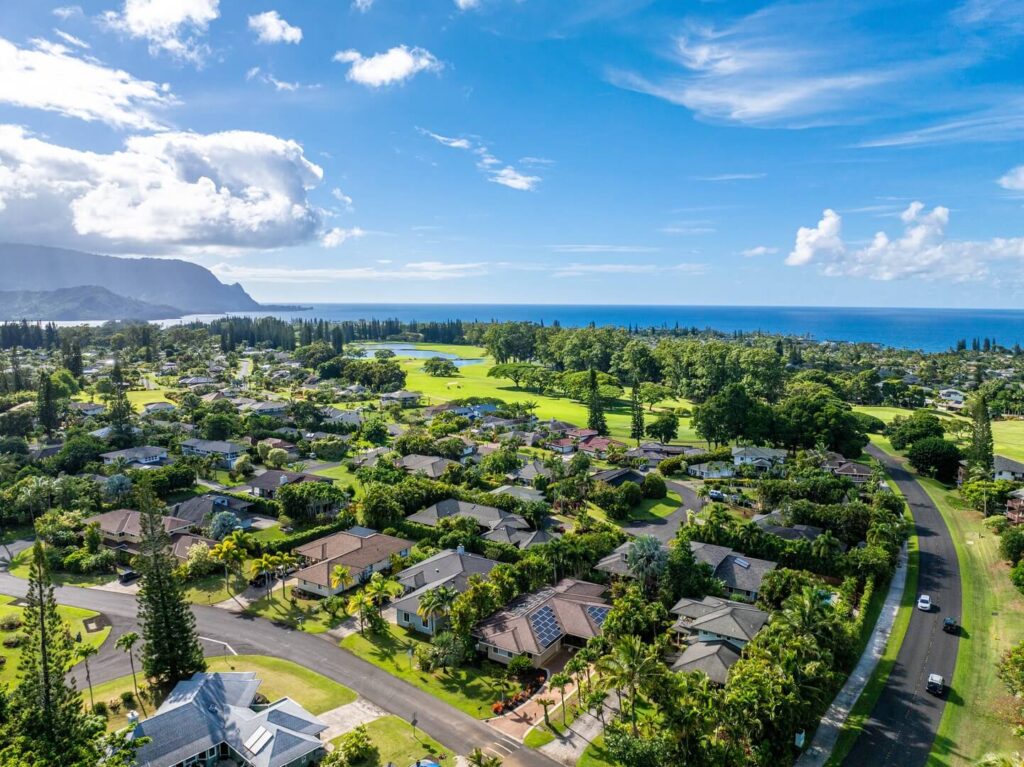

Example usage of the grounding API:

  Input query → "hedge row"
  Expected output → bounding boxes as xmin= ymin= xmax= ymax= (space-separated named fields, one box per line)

xmin=256 ymin=515 xmax=354 ymax=555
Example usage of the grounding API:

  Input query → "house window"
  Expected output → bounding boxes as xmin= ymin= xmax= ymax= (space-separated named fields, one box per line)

xmin=401 ymin=611 xmax=410 ymax=622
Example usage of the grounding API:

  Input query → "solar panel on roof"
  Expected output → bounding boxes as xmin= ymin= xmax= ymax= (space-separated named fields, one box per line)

xmin=244 ymin=726 xmax=272 ymax=754
xmin=734 ymin=557 xmax=750 ymax=569
xmin=585 ymin=605 xmax=610 ymax=627
xmin=529 ymin=604 xmax=563 ymax=648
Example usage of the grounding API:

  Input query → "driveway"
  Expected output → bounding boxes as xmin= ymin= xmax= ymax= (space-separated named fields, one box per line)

xmin=843 ymin=445 xmax=961 ymax=767
xmin=619 ymin=480 xmax=699 ymax=543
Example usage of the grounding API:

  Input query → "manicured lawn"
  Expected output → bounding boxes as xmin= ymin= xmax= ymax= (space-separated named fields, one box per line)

xmin=90 ymin=654 xmax=355 ymax=731
xmin=632 ymin=491 xmax=682 ymax=522
xmin=336 ymin=715 xmax=449 ymax=767
xmin=7 ymin=549 xmax=115 ymax=587
xmin=340 ymin=625 xmax=513 ymax=719
xmin=126 ymin=389 xmax=177 ymax=411
xmin=399 ymin=359 xmax=700 ymax=443
xmin=578 ymin=735 xmax=617 ymax=767
xmin=310 ymin=463 xmax=364 ymax=496
xmin=918 ymin=478 xmax=1024 ymax=766
xmin=244 ymin=584 xmax=337 ymax=633
xmin=992 ymin=419 xmax=1024 ymax=463
xmin=0 ymin=595 xmax=110 ymax=685
xmin=524 ymin=688 xmax=581 ymax=749
xmin=249 ymin=525 xmax=286 ymax=543
xmin=828 ymin=503 xmax=920 ymax=765
xmin=181 ymin=569 xmax=251 ymax=606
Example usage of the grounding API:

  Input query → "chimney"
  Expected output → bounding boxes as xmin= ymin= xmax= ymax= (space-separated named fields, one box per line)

xmin=279 ymin=474 xmax=288 ymax=485
xmin=127 ymin=711 xmax=140 ymax=728
xmin=456 ymin=544 xmax=465 ymax=556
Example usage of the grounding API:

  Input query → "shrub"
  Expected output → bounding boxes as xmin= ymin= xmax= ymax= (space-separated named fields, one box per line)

xmin=0 ymin=614 xmax=23 ymax=631
xmin=3 ymin=634 xmax=23 ymax=648
xmin=1012 ymin=560 xmax=1024 ymax=596
xmin=0 ymin=655 xmax=6 ymax=667
xmin=641 ymin=472 xmax=667 ymax=499
xmin=92 ymin=701 xmax=108 ymax=717
xmin=108 ymin=699 xmax=122 ymax=713
xmin=120 ymin=691 xmax=137 ymax=708
xmin=329 ymin=724 xmax=376 ymax=766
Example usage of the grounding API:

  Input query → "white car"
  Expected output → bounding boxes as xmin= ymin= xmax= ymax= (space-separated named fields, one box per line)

xmin=917 ymin=595 xmax=932 ymax=612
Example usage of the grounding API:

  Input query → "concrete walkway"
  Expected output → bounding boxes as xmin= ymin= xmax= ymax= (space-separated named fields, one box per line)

xmin=319 ymin=698 xmax=389 ymax=743
xmin=537 ymin=694 xmax=618 ymax=767
xmin=795 ymin=540 xmax=910 ymax=766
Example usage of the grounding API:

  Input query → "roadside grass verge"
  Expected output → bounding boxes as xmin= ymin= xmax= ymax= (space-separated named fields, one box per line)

xmin=340 ymin=624 xmax=513 ymax=719
xmin=918 ymin=478 xmax=1024 ymax=766
xmin=7 ymin=549 xmax=115 ymax=587
xmin=244 ymin=584 xmax=336 ymax=633
xmin=181 ymin=569 xmax=251 ymax=606
xmin=578 ymin=735 xmax=617 ymax=767
xmin=337 ymin=715 xmax=449 ymax=767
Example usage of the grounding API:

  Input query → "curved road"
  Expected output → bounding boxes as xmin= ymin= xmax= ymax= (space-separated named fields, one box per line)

xmin=844 ymin=445 xmax=962 ymax=766
xmin=0 ymin=549 xmax=555 ymax=767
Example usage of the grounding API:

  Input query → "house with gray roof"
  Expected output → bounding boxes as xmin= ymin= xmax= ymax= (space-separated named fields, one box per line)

xmin=670 ymin=640 xmax=742 ymax=686
xmin=181 ymin=439 xmax=248 ymax=468
xmin=101 ymin=446 xmax=168 ymax=467
xmin=171 ymin=494 xmax=255 ymax=529
xmin=731 ymin=446 xmax=787 ymax=471
xmin=397 ymin=453 xmax=458 ymax=479
xmin=408 ymin=498 xmax=531 ymax=543
xmin=393 ymin=547 xmax=499 ymax=635
xmin=506 ymin=459 xmax=553 ymax=486
xmin=129 ymin=671 xmax=326 ymax=767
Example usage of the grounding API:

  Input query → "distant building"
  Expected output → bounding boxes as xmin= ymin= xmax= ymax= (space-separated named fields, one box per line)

xmin=100 ymin=446 xmax=168 ymax=467
xmin=181 ymin=439 xmax=248 ymax=468
xmin=229 ymin=469 xmax=331 ymax=500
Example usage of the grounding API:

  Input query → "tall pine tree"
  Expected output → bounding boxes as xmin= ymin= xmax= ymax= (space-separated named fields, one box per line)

xmin=4 ymin=542 xmax=98 ymax=765
xmin=106 ymin=357 xmax=135 ymax=446
xmin=36 ymin=370 xmax=59 ymax=436
xmin=587 ymin=368 xmax=608 ymax=435
xmin=137 ymin=486 xmax=206 ymax=685
xmin=630 ymin=380 xmax=645 ymax=445
xmin=969 ymin=393 xmax=994 ymax=478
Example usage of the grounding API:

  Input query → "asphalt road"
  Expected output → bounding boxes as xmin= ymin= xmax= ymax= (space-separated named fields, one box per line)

xmin=0 ymin=556 xmax=556 ymax=767
xmin=844 ymin=445 xmax=962 ymax=767
xmin=620 ymin=479 xmax=699 ymax=542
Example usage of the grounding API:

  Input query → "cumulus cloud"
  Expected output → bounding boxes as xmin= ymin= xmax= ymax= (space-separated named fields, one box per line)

xmin=103 ymin=0 xmax=219 ymax=64
xmin=786 ymin=202 xmax=1024 ymax=282
xmin=53 ymin=6 xmax=83 ymax=19
xmin=998 ymin=165 xmax=1024 ymax=191
xmin=0 ymin=36 xmax=173 ymax=129
xmin=455 ymin=0 xmax=481 ymax=8
xmin=0 ymin=124 xmax=330 ymax=254
xmin=333 ymin=45 xmax=441 ymax=88
xmin=331 ymin=187 xmax=354 ymax=211
xmin=248 ymin=10 xmax=302 ymax=44
xmin=786 ymin=208 xmax=843 ymax=266
xmin=742 ymin=245 xmax=778 ymax=257
xmin=320 ymin=226 xmax=365 ymax=248
xmin=419 ymin=128 xmax=542 ymax=191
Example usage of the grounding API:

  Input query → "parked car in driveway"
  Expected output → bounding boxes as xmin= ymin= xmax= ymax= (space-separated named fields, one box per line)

xmin=917 ymin=594 xmax=932 ymax=611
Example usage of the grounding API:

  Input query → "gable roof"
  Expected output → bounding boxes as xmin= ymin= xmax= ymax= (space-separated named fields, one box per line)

xmin=670 ymin=596 xmax=769 ymax=644
xmin=408 ymin=498 xmax=529 ymax=531
xmin=87 ymin=509 xmax=191 ymax=538
xmin=670 ymin=640 xmax=741 ymax=685
xmin=392 ymin=549 xmax=499 ymax=614
xmin=294 ymin=529 xmax=412 ymax=569
xmin=397 ymin=454 xmax=457 ymax=478
xmin=171 ymin=494 xmax=253 ymax=527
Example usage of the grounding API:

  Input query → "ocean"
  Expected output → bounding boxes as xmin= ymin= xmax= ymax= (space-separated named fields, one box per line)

xmin=160 ymin=304 xmax=1024 ymax=353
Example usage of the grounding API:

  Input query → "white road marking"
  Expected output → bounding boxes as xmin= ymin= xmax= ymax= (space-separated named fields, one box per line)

xmin=199 ymin=636 xmax=237 ymax=655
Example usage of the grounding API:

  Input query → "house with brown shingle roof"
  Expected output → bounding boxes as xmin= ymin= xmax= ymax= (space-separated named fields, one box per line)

xmin=293 ymin=527 xmax=412 ymax=597
xmin=472 ymin=579 xmax=609 ymax=668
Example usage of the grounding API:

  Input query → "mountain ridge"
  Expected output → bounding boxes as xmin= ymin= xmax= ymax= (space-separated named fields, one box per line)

xmin=0 ymin=286 xmax=185 ymax=321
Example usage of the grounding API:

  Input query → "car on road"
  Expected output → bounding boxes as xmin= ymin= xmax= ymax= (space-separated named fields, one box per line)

xmin=917 ymin=594 xmax=932 ymax=611
xmin=926 ymin=673 xmax=946 ymax=696
xmin=943 ymin=617 xmax=959 ymax=634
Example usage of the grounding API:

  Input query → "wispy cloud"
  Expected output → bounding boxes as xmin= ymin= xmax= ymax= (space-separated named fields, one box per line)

xmin=320 ymin=227 xmax=366 ymax=248
xmin=245 ymin=66 xmax=315 ymax=92
xmin=53 ymin=29 xmax=89 ymax=49
xmin=742 ymin=245 xmax=778 ymax=257
xmin=211 ymin=261 xmax=488 ymax=283
xmin=692 ymin=172 xmax=765 ymax=181
xmin=550 ymin=244 xmax=661 ymax=253
xmin=419 ymin=128 xmax=543 ymax=191
xmin=553 ymin=262 xmax=708 ymax=278
xmin=859 ymin=100 xmax=1024 ymax=147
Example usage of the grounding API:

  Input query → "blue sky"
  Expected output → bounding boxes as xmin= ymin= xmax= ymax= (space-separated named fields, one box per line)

xmin=1 ymin=0 xmax=1023 ymax=307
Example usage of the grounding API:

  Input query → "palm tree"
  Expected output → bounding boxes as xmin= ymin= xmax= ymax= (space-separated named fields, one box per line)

xmin=974 ymin=755 xmax=1024 ymax=767
xmin=416 ymin=585 xmax=458 ymax=632
xmin=211 ymin=537 xmax=246 ymax=606
xmin=696 ymin=485 xmax=710 ymax=510
xmin=776 ymin=586 xmax=831 ymax=645
xmin=549 ymin=671 xmax=571 ymax=726
xmin=596 ymin=635 xmax=664 ymax=735
xmin=250 ymin=554 xmax=279 ymax=602
xmin=363 ymin=572 xmax=403 ymax=617
xmin=275 ymin=553 xmax=298 ymax=600
xmin=467 ymin=748 xmax=502 ymax=767
xmin=347 ymin=590 xmax=375 ymax=634
xmin=625 ymin=535 xmax=667 ymax=596
xmin=330 ymin=564 xmax=354 ymax=593
xmin=811 ymin=529 xmax=843 ymax=565
xmin=536 ymin=696 xmax=555 ymax=727
xmin=77 ymin=643 xmax=99 ymax=710
xmin=115 ymin=631 xmax=146 ymax=715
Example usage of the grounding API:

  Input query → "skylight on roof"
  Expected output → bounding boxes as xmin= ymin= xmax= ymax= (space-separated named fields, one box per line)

xmin=244 ymin=726 xmax=273 ymax=754
xmin=734 ymin=558 xmax=750 ymax=569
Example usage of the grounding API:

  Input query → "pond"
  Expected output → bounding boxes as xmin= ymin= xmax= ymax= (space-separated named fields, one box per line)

xmin=354 ymin=343 xmax=484 ymax=367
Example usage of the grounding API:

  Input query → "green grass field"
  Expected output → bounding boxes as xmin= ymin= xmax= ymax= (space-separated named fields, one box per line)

xmin=337 ymin=715 xmax=449 ymax=767
xmin=578 ymin=735 xmax=617 ymax=767
xmin=181 ymin=569 xmax=251 ymax=606
xmin=244 ymin=584 xmax=337 ymax=633
xmin=89 ymin=654 xmax=356 ymax=731
xmin=918 ymin=478 xmax=1024 ymax=766
xmin=340 ymin=625 xmax=512 ymax=719
xmin=7 ymin=549 xmax=115 ymax=587
xmin=0 ymin=595 xmax=110 ymax=685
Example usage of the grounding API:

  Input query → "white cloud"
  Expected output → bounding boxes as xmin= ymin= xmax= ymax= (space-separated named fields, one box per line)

xmin=103 ymin=0 xmax=219 ymax=64
xmin=0 ymin=36 xmax=174 ymax=129
xmin=742 ymin=245 xmax=778 ymax=257
xmin=693 ymin=172 xmax=765 ymax=181
xmin=786 ymin=208 xmax=843 ymax=266
xmin=333 ymin=45 xmax=441 ymax=88
xmin=553 ymin=262 xmax=708 ymax=278
xmin=551 ymin=244 xmax=661 ymax=253
xmin=320 ymin=227 xmax=365 ymax=248
xmin=420 ymin=129 xmax=542 ymax=191
xmin=331 ymin=187 xmax=354 ymax=211
xmin=248 ymin=10 xmax=302 ymax=45
xmin=0 ymin=124 xmax=329 ymax=254
xmin=245 ymin=65 xmax=313 ymax=92
xmin=659 ymin=224 xmax=715 ymax=235
xmin=352 ymin=0 xmax=375 ymax=11
xmin=52 ymin=6 xmax=83 ymax=19
xmin=998 ymin=165 xmax=1024 ymax=191
xmin=211 ymin=261 xmax=487 ymax=283
xmin=786 ymin=202 xmax=1024 ymax=282
xmin=455 ymin=0 xmax=481 ymax=9
xmin=53 ymin=29 xmax=90 ymax=48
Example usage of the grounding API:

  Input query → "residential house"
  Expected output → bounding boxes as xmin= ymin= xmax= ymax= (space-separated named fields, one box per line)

xmin=1007 ymin=489 xmax=1024 ymax=524
xmin=409 ymin=498 xmax=529 ymax=537
xmin=625 ymin=442 xmax=702 ymax=469
xmin=171 ymin=494 xmax=255 ymax=530
xmin=259 ymin=438 xmax=300 ymax=461
xmin=293 ymin=527 xmax=412 ymax=597
xmin=393 ymin=547 xmax=499 ymax=635
xmin=100 ymin=445 xmax=168 ymax=467
xmin=380 ymin=390 xmax=422 ymax=408
xmin=753 ymin=511 xmax=828 ymax=543
xmin=687 ymin=461 xmax=735 ymax=480
xmin=670 ymin=640 xmax=741 ymax=686
xmin=244 ymin=401 xmax=288 ymax=418
xmin=473 ymin=579 xmax=610 ymax=667
xmin=352 ymin=446 xmax=390 ymax=468
xmin=833 ymin=461 xmax=873 ymax=484
xmin=567 ymin=428 xmax=599 ymax=440
xmin=229 ymin=470 xmax=331 ymax=500
xmin=68 ymin=401 xmax=106 ymax=417
xmin=129 ymin=671 xmax=327 ymax=767
xmin=506 ymin=459 xmax=553 ymax=486
xmin=578 ymin=436 xmax=627 ymax=459
xmin=181 ymin=439 xmax=248 ymax=468
xmin=669 ymin=596 xmax=769 ymax=685
xmin=995 ymin=455 xmax=1024 ymax=482
xmin=89 ymin=425 xmax=143 ymax=441
xmin=397 ymin=454 xmax=458 ymax=479
xmin=142 ymin=401 xmax=176 ymax=415
xmin=548 ymin=438 xmax=576 ymax=455
xmin=179 ymin=376 xmax=217 ymax=387
xmin=320 ymin=407 xmax=363 ymax=428
xmin=86 ymin=508 xmax=192 ymax=558
xmin=590 ymin=467 xmax=646 ymax=487
xmin=490 ymin=485 xmax=546 ymax=504
xmin=731 ymin=446 xmax=787 ymax=471
xmin=483 ymin=525 xmax=560 ymax=549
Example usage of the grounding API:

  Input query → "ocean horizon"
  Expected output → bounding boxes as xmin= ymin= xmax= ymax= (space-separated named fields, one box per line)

xmin=143 ymin=303 xmax=1024 ymax=353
